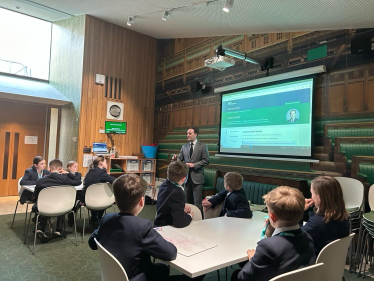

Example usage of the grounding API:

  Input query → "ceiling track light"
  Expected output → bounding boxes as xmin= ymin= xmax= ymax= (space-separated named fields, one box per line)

xmin=223 ymin=0 xmax=234 ymax=12
xmin=162 ymin=10 xmax=171 ymax=21
xmin=127 ymin=15 xmax=134 ymax=26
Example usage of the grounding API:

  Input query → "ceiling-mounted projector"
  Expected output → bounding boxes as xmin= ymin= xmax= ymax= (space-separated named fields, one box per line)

xmin=204 ymin=56 xmax=235 ymax=71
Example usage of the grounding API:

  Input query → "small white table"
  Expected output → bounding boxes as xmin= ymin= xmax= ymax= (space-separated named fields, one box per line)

xmin=161 ymin=211 xmax=266 ymax=278
xmin=22 ymin=184 xmax=84 ymax=193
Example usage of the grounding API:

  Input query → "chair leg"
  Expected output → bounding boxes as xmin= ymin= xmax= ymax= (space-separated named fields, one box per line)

xmin=355 ymin=221 xmax=364 ymax=271
xmin=82 ymin=207 xmax=86 ymax=243
xmin=72 ymin=211 xmax=78 ymax=246
xmin=33 ymin=215 xmax=39 ymax=255
xmin=363 ymin=236 xmax=371 ymax=278
xmin=63 ymin=215 xmax=66 ymax=239
xmin=216 ymin=269 xmax=221 ymax=281
xmin=11 ymin=200 xmax=20 ymax=229
xmin=23 ymin=203 xmax=29 ymax=236
xmin=225 ymin=267 xmax=228 ymax=281
xmin=358 ymin=231 xmax=368 ymax=276
xmin=79 ymin=206 xmax=81 ymax=219
xmin=24 ymin=210 xmax=32 ymax=244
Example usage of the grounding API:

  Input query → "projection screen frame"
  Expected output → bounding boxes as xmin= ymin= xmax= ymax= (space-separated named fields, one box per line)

xmin=218 ymin=74 xmax=319 ymax=160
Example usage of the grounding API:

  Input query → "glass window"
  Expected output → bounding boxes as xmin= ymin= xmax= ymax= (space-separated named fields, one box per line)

xmin=0 ymin=8 xmax=52 ymax=80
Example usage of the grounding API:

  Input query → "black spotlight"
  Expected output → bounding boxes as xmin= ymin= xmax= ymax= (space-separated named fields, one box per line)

xmin=190 ymin=81 xmax=202 ymax=92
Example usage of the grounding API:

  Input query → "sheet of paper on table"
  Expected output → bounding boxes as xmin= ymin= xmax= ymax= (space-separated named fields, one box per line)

xmin=156 ymin=227 xmax=218 ymax=257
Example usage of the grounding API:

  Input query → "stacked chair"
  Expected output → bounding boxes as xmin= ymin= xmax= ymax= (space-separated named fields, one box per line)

xmin=335 ymin=177 xmax=364 ymax=271
xmin=356 ymin=184 xmax=374 ymax=277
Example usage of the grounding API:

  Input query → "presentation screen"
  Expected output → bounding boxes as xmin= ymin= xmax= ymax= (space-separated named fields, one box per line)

xmin=105 ymin=121 xmax=127 ymax=134
xmin=220 ymin=78 xmax=314 ymax=158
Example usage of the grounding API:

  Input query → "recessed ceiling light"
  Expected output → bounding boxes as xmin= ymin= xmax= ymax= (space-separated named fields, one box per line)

xmin=162 ymin=10 xmax=171 ymax=21
xmin=127 ymin=16 xmax=134 ymax=26
xmin=223 ymin=0 xmax=234 ymax=12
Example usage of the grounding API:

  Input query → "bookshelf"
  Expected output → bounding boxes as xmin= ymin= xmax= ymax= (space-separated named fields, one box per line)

xmin=106 ymin=157 xmax=156 ymax=198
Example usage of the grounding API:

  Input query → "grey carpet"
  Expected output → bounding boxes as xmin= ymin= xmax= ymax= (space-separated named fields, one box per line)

xmin=0 ymin=205 xmax=366 ymax=280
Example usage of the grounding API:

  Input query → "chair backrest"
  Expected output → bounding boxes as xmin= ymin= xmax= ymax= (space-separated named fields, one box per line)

xmin=186 ymin=203 xmax=202 ymax=221
xmin=94 ymin=238 xmax=129 ymax=281
xmin=335 ymin=177 xmax=364 ymax=211
xmin=203 ymin=202 xmax=223 ymax=220
xmin=316 ymin=233 xmax=354 ymax=281
xmin=269 ymin=263 xmax=324 ymax=281
xmin=17 ymin=177 xmax=23 ymax=197
xmin=37 ymin=186 xmax=76 ymax=216
xmin=369 ymin=184 xmax=374 ymax=211
xmin=85 ymin=183 xmax=115 ymax=210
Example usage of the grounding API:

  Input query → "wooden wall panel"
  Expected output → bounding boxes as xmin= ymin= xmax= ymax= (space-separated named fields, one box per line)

xmin=78 ymin=16 xmax=157 ymax=173
xmin=314 ymin=87 xmax=323 ymax=117
xmin=208 ymin=105 xmax=216 ymax=125
xmin=173 ymin=110 xmax=181 ymax=127
xmin=367 ymin=80 xmax=374 ymax=112
xmin=200 ymin=105 xmax=209 ymax=125
xmin=186 ymin=108 xmax=193 ymax=125
xmin=347 ymin=82 xmax=364 ymax=113
xmin=328 ymin=84 xmax=345 ymax=114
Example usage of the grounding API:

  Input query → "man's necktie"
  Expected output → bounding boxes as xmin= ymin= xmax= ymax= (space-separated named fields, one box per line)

xmin=189 ymin=142 xmax=194 ymax=158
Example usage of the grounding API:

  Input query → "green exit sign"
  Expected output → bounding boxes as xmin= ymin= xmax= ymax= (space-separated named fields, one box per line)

xmin=307 ymin=45 xmax=327 ymax=61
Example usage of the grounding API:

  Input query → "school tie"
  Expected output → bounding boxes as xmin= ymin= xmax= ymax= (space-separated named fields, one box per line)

xmin=189 ymin=142 xmax=194 ymax=159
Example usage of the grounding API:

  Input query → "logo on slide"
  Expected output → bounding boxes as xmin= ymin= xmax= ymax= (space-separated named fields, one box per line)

xmin=286 ymin=109 xmax=299 ymax=123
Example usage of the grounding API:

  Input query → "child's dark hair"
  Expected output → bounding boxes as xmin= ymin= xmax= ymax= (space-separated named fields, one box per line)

xmin=89 ymin=156 xmax=105 ymax=169
xmin=167 ymin=161 xmax=188 ymax=183
xmin=113 ymin=174 xmax=147 ymax=212
xmin=49 ymin=159 xmax=63 ymax=170
xmin=32 ymin=156 xmax=44 ymax=166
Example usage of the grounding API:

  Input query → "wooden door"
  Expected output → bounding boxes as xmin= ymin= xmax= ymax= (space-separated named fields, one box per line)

xmin=0 ymin=102 xmax=14 ymax=196
xmin=0 ymin=101 xmax=47 ymax=196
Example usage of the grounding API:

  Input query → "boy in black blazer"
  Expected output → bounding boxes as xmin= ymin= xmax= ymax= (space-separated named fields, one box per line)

xmin=89 ymin=174 xmax=177 ymax=281
xmin=231 ymin=186 xmax=315 ymax=281
xmin=33 ymin=159 xmax=82 ymax=243
xmin=154 ymin=161 xmax=194 ymax=228
xmin=202 ymin=172 xmax=252 ymax=218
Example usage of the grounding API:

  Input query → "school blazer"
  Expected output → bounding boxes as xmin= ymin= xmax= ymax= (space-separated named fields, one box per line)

xmin=301 ymin=210 xmax=350 ymax=256
xmin=237 ymin=229 xmax=315 ymax=281
xmin=68 ymin=172 xmax=82 ymax=181
xmin=89 ymin=212 xmax=177 ymax=281
xmin=19 ymin=167 xmax=50 ymax=204
xmin=154 ymin=179 xmax=192 ymax=228
xmin=208 ymin=189 xmax=253 ymax=218
xmin=177 ymin=140 xmax=209 ymax=185
xmin=82 ymin=167 xmax=116 ymax=201
xmin=33 ymin=173 xmax=82 ymax=204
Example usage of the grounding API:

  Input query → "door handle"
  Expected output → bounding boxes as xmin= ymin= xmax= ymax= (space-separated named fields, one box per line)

xmin=2 ymin=132 xmax=10 ymax=179
xmin=12 ymin=133 xmax=19 ymax=179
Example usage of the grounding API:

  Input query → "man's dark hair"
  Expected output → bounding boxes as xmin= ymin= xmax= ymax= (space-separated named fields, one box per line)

xmin=49 ymin=159 xmax=63 ymax=170
xmin=167 ymin=161 xmax=188 ymax=183
xmin=113 ymin=174 xmax=147 ymax=212
xmin=188 ymin=127 xmax=199 ymax=136
xmin=290 ymin=109 xmax=296 ymax=116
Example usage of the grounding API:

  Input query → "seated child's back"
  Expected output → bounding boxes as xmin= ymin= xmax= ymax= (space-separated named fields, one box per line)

xmin=89 ymin=174 xmax=177 ymax=281
xmin=234 ymin=186 xmax=315 ymax=281
xmin=154 ymin=161 xmax=193 ymax=228
xmin=203 ymin=172 xmax=252 ymax=218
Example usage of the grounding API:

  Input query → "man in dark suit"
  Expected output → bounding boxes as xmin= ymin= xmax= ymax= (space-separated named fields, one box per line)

xmin=172 ymin=127 xmax=209 ymax=212
xmin=33 ymin=159 xmax=82 ymax=243
xmin=154 ymin=161 xmax=193 ymax=228
xmin=287 ymin=109 xmax=298 ymax=123
xmin=203 ymin=172 xmax=252 ymax=218
xmin=89 ymin=174 xmax=177 ymax=281
xmin=232 ymin=186 xmax=315 ymax=281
